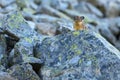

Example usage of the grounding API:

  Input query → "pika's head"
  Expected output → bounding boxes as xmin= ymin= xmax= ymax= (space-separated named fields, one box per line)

xmin=73 ymin=16 xmax=84 ymax=21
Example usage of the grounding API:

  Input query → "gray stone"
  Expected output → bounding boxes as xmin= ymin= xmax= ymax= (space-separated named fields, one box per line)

xmin=35 ymin=30 xmax=120 ymax=80
xmin=0 ymin=11 xmax=44 ymax=43
xmin=8 ymin=39 xmax=43 ymax=67
xmin=0 ymin=71 xmax=16 ymax=80
xmin=8 ymin=63 xmax=41 ymax=80
xmin=0 ymin=35 xmax=7 ymax=68
xmin=0 ymin=0 xmax=15 ymax=7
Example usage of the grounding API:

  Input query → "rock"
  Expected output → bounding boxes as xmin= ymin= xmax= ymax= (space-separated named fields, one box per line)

xmin=4 ymin=3 xmax=17 ymax=13
xmin=97 ymin=18 xmax=120 ymax=50
xmin=0 ymin=65 xmax=6 ymax=71
xmin=0 ymin=11 xmax=43 ymax=43
xmin=34 ymin=15 xmax=73 ymax=35
xmin=34 ymin=0 xmax=41 ymax=5
xmin=8 ymin=63 xmax=41 ymax=80
xmin=86 ymin=2 xmax=103 ymax=17
xmin=109 ymin=18 xmax=120 ymax=36
xmin=74 ymin=1 xmax=89 ymax=13
xmin=0 ymin=0 xmax=15 ymax=8
xmin=74 ymin=1 xmax=103 ymax=17
xmin=0 ymin=71 xmax=16 ymax=80
xmin=36 ymin=23 xmax=57 ymax=36
xmin=22 ymin=12 xmax=34 ymax=21
xmin=8 ymin=39 xmax=43 ymax=67
xmin=60 ymin=9 xmax=99 ymax=25
xmin=114 ymin=41 xmax=120 ymax=51
xmin=35 ymin=19 xmax=73 ymax=36
xmin=106 ymin=1 xmax=120 ymax=17
xmin=34 ymin=14 xmax=59 ymax=23
xmin=41 ymin=5 xmax=72 ymax=20
xmin=35 ymin=30 xmax=120 ymax=80
xmin=0 ymin=35 xmax=8 ymax=68
xmin=55 ymin=19 xmax=73 ymax=34
xmin=97 ymin=19 xmax=116 ymax=45
xmin=16 ymin=0 xmax=27 ymax=10
xmin=51 ymin=0 xmax=78 ymax=10
xmin=87 ymin=0 xmax=120 ymax=17
xmin=23 ymin=7 xmax=36 ymax=15
xmin=26 ymin=21 xmax=36 ymax=30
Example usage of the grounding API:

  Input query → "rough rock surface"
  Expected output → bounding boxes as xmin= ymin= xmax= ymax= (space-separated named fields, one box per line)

xmin=8 ymin=39 xmax=43 ymax=67
xmin=0 ymin=35 xmax=7 ymax=68
xmin=35 ymin=30 xmax=120 ymax=80
xmin=8 ymin=63 xmax=41 ymax=80
xmin=0 ymin=11 xmax=43 ymax=43
xmin=0 ymin=71 xmax=16 ymax=80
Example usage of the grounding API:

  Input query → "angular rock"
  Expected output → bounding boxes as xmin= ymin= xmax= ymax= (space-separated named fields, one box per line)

xmin=41 ymin=5 xmax=72 ymax=20
xmin=8 ymin=39 xmax=43 ymax=67
xmin=35 ymin=30 xmax=120 ymax=80
xmin=34 ymin=14 xmax=59 ymax=23
xmin=0 ymin=0 xmax=15 ymax=8
xmin=0 ymin=11 xmax=43 ymax=43
xmin=106 ymin=1 xmax=120 ymax=17
xmin=0 ymin=35 xmax=8 ymax=68
xmin=36 ymin=22 xmax=57 ymax=36
xmin=0 ymin=71 xmax=16 ymax=80
xmin=8 ymin=63 xmax=41 ymax=80
xmin=86 ymin=2 xmax=103 ymax=17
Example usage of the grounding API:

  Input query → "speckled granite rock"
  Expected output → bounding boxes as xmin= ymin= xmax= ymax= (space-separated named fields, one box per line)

xmin=0 ymin=71 xmax=16 ymax=80
xmin=8 ymin=63 xmax=41 ymax=80
xmin=0 ymin=35 xmax=8 ymax=68
xmin=8 ymin=39 xmax=43 ymax=67
xmin=0 ymin=11 xmax=43 ymax=43
xmin=35 ymin=30 xmax=120 ymax=80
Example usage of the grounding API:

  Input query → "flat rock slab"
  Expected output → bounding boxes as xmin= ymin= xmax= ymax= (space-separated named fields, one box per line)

xmin=35 ymin=30 xmax=120 ymax=80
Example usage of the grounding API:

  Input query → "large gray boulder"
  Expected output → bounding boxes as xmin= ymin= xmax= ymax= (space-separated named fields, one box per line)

xmin=35 ymin=30 xmax=120 ymax=80
xmin=0 ymin=11 xmax=43 ymax=43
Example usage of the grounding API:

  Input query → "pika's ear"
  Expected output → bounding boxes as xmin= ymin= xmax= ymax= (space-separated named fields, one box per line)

xmin=80 ymin=16 xmax=84 ymax=20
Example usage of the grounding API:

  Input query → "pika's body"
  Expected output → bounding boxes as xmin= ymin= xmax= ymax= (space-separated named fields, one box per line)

xmin=73 ymin=16 xmax=86 ymax=30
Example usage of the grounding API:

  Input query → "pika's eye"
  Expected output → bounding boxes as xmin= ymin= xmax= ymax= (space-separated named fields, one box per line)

xmin=80 ymin=16 xmax=84 ymax=20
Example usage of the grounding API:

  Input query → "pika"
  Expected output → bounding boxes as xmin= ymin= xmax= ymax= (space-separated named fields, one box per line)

xmin=73 ymin=16 xmax=87 ymax=30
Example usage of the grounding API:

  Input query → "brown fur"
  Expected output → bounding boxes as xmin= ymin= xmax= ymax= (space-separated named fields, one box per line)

xmin=73 ymin=16 xmax=86 ymax=30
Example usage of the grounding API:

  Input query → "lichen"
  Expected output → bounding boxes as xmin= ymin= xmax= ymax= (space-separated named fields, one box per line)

xmin=7 ymin=11 xmax=24 ymax=29
xmin=75 ymin=50 xmax=81 ymax=55
xmin=58 ymin=55 xmax=62 ymax=61
xmin=71 ymin=44 xmax=77 ymax=50
xmin=24 ymin=37 xmax=32 ymax=43
xmin=73 ymin=31 xmax=80 ymax=36
xmin=79 ymin=59 xmax=83 ymax=65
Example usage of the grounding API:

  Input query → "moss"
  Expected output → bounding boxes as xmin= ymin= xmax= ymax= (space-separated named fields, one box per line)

xmin=24 ymin=37 xmax=32 ymax=43
xmin=79 ymin=59 xmax=83 ymax=65
xmin=73 ymin=31 xmax=80 ymax=36
xmin=67 ymin=55 xmax=72 ymax=60
xmin=71 ymin=44 xmax=77 ymax=50
xmin=75 ymin=50 xmax=81 ymax=55
xmin=51 ymin=69 xmax=63 ymax=77
xmin=58 ymin=55 xmax=62 ymax=61
xmin=7 ymin=11 xmax=24 ymax=29
xmin=95 ymin=33 xmax=101 ymax=38
xmin=85 ymin=55 xmax=98 ymax=67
